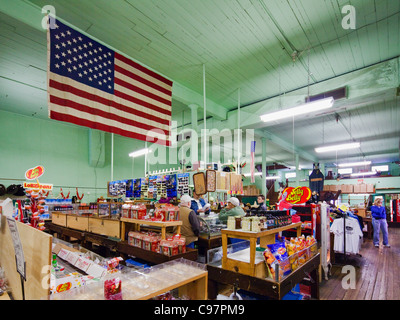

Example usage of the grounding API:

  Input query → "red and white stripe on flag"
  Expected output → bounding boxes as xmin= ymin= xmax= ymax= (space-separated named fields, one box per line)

xmin=47 ymin=19 xmax=172 ymax=146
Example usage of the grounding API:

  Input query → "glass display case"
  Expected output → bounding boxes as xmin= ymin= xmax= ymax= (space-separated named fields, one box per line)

xmin=198 ymin=215 xmax=226 ymax=238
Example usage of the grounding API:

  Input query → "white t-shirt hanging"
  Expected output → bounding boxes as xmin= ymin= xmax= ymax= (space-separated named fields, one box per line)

xmin=331 ymin=217 xmax=363 ymax=254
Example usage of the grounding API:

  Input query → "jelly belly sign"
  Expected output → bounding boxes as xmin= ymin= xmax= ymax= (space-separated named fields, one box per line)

xmin=277 ymin=186 xmax=311 ymax=210
xmin=25 ymin=165 xmax=45 ymax=180
xmin=283 ymin=187 xmax=311 ymax=204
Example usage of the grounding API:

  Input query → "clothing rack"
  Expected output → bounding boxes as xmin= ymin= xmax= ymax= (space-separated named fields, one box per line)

xmin=334 ymin=211 xmax=362 ymax=265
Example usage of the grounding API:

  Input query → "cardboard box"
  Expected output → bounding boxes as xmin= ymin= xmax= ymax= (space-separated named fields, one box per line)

xmin=366 ymin=184 xmax=374 ymax=193
xmin=360 ymin=184 xmax=367 ymax=193
xmin=353 ymin=184 xmax=361 ymax=193
xmin=341 ymin=184 xmax=353 ymax=193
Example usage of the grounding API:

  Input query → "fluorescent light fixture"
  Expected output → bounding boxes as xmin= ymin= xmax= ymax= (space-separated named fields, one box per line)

xmin=372 ymin=165 xmax=389 ymax=172
xmin=244 ymin=172 xmax=262 ymax=177
xmin=338 ymin=168 xmax=353 ymax=174
xmin=338 ymin=161 xmax=371 ymax=167
xmin=285 ymin=172 xmax=296 ymax=179
xmin=315 ymin=142 xmax=360 ymax=153
xmin=350 ymin=171 xmax=376 ymax=177
xmin=129 ymin=148 xmax=152 ymax=158
xmin=243 ymin=172 xmax=279 ymax=180
xmin=260 ymin=97 xmax=334 ymax=122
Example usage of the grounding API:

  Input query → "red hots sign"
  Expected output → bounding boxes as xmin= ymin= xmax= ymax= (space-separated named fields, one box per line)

xmin=25 ymin=165 xmax=45 ymax=180
xmin=282 ymin=186 xmax=312 ymax=204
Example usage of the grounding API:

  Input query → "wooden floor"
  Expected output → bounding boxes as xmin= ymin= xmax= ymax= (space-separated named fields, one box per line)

xmin=320 ymin=227 xmax=400 ymax=300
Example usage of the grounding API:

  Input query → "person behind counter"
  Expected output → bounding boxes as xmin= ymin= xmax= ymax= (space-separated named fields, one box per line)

xmin=256 ymin=194 xmax=267 ymax=211
xmin=177 ymin=194 xmax=200 ymax=249
xmin=190 ymin=191 xmax=210 ymax=215
xmin=218 ymin=197 xmax=245 ymax=224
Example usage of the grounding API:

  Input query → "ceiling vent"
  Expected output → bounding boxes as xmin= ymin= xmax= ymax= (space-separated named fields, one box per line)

xmin=308 ymin=86 xmax=347 ymax=103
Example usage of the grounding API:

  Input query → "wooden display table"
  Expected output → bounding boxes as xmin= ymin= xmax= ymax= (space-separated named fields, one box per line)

xmin=208 ymin=253 xmax=320 ymax=300
xmin=51 ymin=212 xmax=120 ymax=238
xmin=120 ymin=218 xmax=182 ymax=240
xmin=136 ymin=268 xmax=207 ymax=300
xmin=221 ymin=222 xmax=302 ymax=277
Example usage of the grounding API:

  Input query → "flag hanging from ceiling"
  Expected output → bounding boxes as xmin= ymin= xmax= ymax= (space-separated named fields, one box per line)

xmin=47 ymin=19 xmax=172 ymax=146
xmin=250 ymin=140 xmax=256 ymax=183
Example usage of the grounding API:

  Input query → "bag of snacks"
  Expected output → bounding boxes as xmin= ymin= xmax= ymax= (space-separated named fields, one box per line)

xmin=264 ymin=242 xmax=291 ymax=280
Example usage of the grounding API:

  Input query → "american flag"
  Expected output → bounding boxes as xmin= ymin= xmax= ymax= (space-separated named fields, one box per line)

xmin=47 ymin=19 xmax=172 ymax=146
xmin=250 ymin=140 xmax=256 ymax=183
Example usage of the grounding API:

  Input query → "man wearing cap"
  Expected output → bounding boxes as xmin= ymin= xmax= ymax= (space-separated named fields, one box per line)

xmin=178 ymin=194 xmax=200 ymax=249
xmin=218 ymin=197 xmax=245 ymax=224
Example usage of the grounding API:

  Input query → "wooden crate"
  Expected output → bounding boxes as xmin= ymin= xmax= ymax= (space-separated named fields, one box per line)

xmin=52 ymin=212 xmax=67 ymax=227
xmin=88 ymin=217 xmax=120 ymax=238
xmin=67 ymin=215 xmax=89 ymax=231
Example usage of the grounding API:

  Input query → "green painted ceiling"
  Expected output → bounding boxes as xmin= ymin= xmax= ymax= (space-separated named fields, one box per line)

xmin=0 ymin=0 xmax=399 ymax=170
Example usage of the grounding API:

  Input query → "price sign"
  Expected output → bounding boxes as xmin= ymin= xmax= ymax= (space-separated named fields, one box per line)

xmin=6 ymin=218 xmax=26 ymax=280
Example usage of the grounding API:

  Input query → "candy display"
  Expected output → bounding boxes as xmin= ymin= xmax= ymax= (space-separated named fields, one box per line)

xmin=104 ymin=277 xmax=122 ymax=300
xmin=263 ymin=235 xmax=317 ymax=281
xmin=153 ymin=204 xmax=179 ymax=222
xmin=23 ymin=188 xmax=49 ymax=230
xmin=103 ymin=257 xmax=123 ymax=300
xmin=128 ymin=231 xmax=161 ymax=252
xmin=51 ymin=258 xmax=206 ymax=300
xmin=128 ymin=232 xmax=186 ymax=256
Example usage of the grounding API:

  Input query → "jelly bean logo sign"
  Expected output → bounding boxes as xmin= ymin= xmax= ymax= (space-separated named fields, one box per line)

xmin=282 ymin=186 xmax=311 ymax=204
xmin=56 ymin=282 xmax=72 ymax=293
xmin=25 ymin=165 xmax=45 ymax=180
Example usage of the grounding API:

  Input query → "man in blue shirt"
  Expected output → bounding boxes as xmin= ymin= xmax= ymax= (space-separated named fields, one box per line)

xmin=370 ymin=198 xmax=390 ymax=248
xmin=190 ymin=191 xmax=210 ymax=215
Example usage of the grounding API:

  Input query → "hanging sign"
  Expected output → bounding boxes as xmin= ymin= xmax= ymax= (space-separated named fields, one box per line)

xmin=25 ymin=165 xmax=45 ymax=180
xmin=281 ymin=186 xmax=312 ymax=205
xmin=23 ymin=182 xmax=53 ymax=191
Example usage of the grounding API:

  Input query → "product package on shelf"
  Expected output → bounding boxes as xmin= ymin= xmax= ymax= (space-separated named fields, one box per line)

xmin=154 ymin=205 xmax=180 ymax=222
xmin=130 ymin=203 xmax=147 ymax=219
xmin=263 ymin=235 xmax=317 ymax=281
xmin=159 ymin=234 xmax=186 ymax=256
xmin=103 ymin=257 xmax=123 ymax=300
xmin=128 ymin=231 xmax=161 ymax=252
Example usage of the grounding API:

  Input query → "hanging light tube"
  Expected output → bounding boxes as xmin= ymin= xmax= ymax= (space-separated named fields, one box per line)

xmin=338 ymin=161 xmax=371 ymax=167
xmin=260 ymin=97 xmax=334 ymax=122
xmin=243 ymin=172 xmax=279 ymax=180
xmin=315 ymin=142 xmax=360 ymax=153
xmin=350 ymin=171 xmax=376 ymax=177
xmin=129 ymin=148 xmax=152 ymax=158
